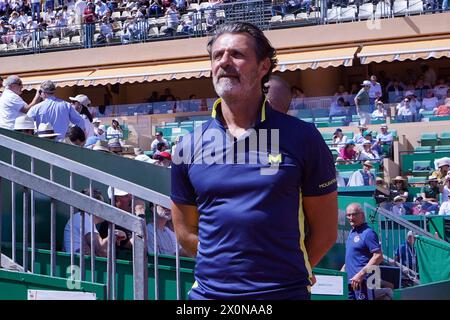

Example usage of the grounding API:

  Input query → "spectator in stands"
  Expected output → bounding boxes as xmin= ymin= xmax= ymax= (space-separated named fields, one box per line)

xmin=0 ymin=75 xmax=41 ymax=130
xmin=434 ymin=78 xmax=448 ymax=102
xmin=371 ymin=100 xmax=387 ymax=120
xmin=266 ymin=75 xmax=292 ymax=113
xmin=392 ymin=195 xmax=407 ymax=216
xmin=354 ymin=80 xmax=372 ymax=126
xmin=337 ymin=140 xmax=356 ymax=163
xmin=347 ymin=161 xmax=376 ymax=187
xmin=342 ymin=203 xmax=383 ymax=300
xmin=97 ymin=15 xmax=113 ymax=44
xmin=165 ymin=2 xmax=179 ymax=37
xmin=121 ymin=14 xmax=138 ymax=43
xmin=107 ymin=137 xmax=122 ymax=153
xmin=397 ymin=97 xmax=415 ymax=121
xmin=329 ymin=96 xmax=348 ymax=118
xmin=376 ymin=124 xmax=393 ymax=146
xmin=148 ymin=0 xmax=163 ymax=17
xmin=83 ymin=0 xmax=97 ymax=48
xmin=97 ymin=187 xmax=133 ymax=249
xmin=95 ymin=0 xmax=109 ymax=17
xmin=70 ymin=94 xmax=95 ymax=138
xmin=419 ymin=89 xmax=439 ymax=114
xmin=360 ymin=130 xmax=381 ymax=155
xmin=420 ymin=176 xmax=440 ymax=213
xmin=35 ymin=122 xmax=60 ymax=139
xmin=335 ymin=84 xmax=350 ymax=102
xmin=291 ymin=86 xmax=305 ymax=109
xmin=30 ymin=0 xmax=41 ymax=21
xmin=395 ymin=231 xmax=417 ymax=271
xmin=415 ymin=78 xmax=431 ymax=101
xmin=27 ymin=80 xmax=85 ymax=140
xmin=147 ymin=205 xmax=185 ymax=256
xmin=74 ymin=0 xmax=87 ymax=26
xmin=441 ymin=174 xmax=450 ymax=202
xmin=353 ymin=125 xmax=367 ymax=144
xmin=151 ymin=130 xmax=169 ymax=152
xmin=13 ymin=115 xmax=35 ymax=135
xmin=386 ymin=79 xmax=406 ymax=103
xmin=271 ymin=0 xmax=286 ymax=16
xmin=63 ymin=125 xmax=86 ymax=146
xmin=153 ymin=140 xmax=168 ymax=156
xmin=358 ymin=140 xmax=380 ymax=162
xmin=434 ymin=98 xmax=450 ymax=117
xmin=369 ymin=75 xmax=382 ymax=108
xmin=430 ymin=158 xmax=450 ymax=183
xmin=63 ymin=188 xmax=127 ymax=256
xmin=332 ymin=128 xmax=348 ymax=149
xmin=154 ymin=151 xmax=172 ymax=167
xmin=106 ymin=118 xmax=123 ymax=138
xmin=389 ymin=176 xmax=409 ymax=201
xmin=438 ymin=193 xmax=450 ymax=215
xmin=159 ymin=88 xmax=175 ymax=102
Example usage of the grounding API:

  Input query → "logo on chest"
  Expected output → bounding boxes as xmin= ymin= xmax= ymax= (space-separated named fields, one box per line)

xmin=353 ymin=235 xmax=361 ymax=243
xmin=268 ymin=153 xmax=282 ymax=165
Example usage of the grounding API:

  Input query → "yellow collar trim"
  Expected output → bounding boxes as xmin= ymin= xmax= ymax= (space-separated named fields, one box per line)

xmin=211 ymin=96 xmax=267 ymax=123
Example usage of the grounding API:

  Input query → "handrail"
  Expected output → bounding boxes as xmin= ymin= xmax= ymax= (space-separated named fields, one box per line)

xmin=0 ymin=134 xmax=171 ymax=208
xmin=0 ymin=160 xmax=145 ymax=236
xmin=364 ymin=203 xmax=444 ymax=241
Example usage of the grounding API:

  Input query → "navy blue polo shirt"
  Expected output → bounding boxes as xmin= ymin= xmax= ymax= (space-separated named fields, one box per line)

xmin=345 ymin=223 xmax=381 ymax=283
xmin=171 ymin=98 xmax=337 ymax=299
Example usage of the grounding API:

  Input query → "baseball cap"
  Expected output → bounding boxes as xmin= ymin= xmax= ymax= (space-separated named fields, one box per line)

xmin=361 ymin=80 xmax=371 ymax=86
xmin=92 ymin=117 xmax=101 ymax=124
xmin=69 ymin=94 xmax=91 ymax=107
xmin=363 ymin=160 xmax=373 ymax=168
xmin=107 ymin=186 xmax=129 ymax=199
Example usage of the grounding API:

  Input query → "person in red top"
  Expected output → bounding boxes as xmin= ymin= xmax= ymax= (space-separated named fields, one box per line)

xmin=434 ymin=98 xmax=450 ymax=117
xmin=83 ymin=1 xmax=97 ymax=48
xmin=337 ymin=140 xmax=357 ymax=163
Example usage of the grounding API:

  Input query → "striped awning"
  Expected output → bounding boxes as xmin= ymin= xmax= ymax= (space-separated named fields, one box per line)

xmin=21 ymin=71 xmax=96 ymax=90
xmin=358 ymin=38 xmax=450 ymax=64
xmin=82 ymin=60 xmax=211 ymax=86
xmin=276 ymin=47 xmax=358 ymax=71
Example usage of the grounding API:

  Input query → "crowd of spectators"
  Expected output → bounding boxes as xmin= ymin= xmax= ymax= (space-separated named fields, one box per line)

xmin=0 ymin=0 xmax=229 ymax=47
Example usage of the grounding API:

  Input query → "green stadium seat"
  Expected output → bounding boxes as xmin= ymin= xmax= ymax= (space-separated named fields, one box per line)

xmin=412 ymin=160 xmax=433 ymax=176
xmin=312 ymin=109 xmax=329 ymax=118
xmin=420 ymin=133 xmax=438 ymax=146
xmin=164 ymin=122 xmax=179 ymax=127
xmin=390 ymin=130 xmax=398 ymax=139
xmin=414 ymin=146 xmax=433 ymax=154
xmin=439 ymin=132 xmax=450 ymax=145
xmin=296 ymin=109 xmax=313 ymax=119
xmin=370 ymin=119 xmax=386 ymax=125
xmin=194 ymin=120 xmax=207 ymax=127
xmin=430 ymin=116 xmax=450 ymax=122
xmin=331 ymin=149 xmax=339 ymax=161
xmin=407 ymin=176 xmax=427 ymax=185
xmin=302 ymin=118 xmax=314 ymax=123
xmin=343 ymin=131 xmax=354 ymax=139
xmin=420 ymin=111 xmax=435 ymax=119
xmin=321 ymin=132 xmax=334 ymax=141
xmin=315 ymin=117 xmax=330 ymax=123
xmin=180 ymin=121 xmax=194 ymax=127
xmin=352 ymin=115 xmax=361 ymax=122
xmin=434 ymin=145 xmax=450 ymax=153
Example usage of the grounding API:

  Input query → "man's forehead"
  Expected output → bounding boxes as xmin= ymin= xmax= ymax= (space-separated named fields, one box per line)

xmin=211 ymin=32 xmax=255 ymax=51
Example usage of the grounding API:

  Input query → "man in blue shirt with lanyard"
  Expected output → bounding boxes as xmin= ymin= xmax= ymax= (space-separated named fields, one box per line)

xmin=342 ymin=203 xmax=383 ymax=300
xmin=171 ymin=22 xmax=338 ymax=300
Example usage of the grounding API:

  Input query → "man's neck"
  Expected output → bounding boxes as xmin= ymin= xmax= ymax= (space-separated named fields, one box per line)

xmin=219 ymin=94 xmax=264 ymax=137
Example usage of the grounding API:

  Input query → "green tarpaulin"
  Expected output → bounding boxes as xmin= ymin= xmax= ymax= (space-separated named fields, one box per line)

xmin=416 ymin=235 xmax=450 ymax=284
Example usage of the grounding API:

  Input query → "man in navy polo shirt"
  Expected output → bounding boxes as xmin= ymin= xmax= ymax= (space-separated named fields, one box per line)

xmin=342 ymin=203 xmax=383 ymax=300
xmin=170 ymin=22 xmax=338 ymax=300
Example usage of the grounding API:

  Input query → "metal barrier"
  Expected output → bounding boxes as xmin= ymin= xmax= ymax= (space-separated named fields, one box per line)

xmin=0 ymin=133 xmax=178 ymax=300
xmin=363 ymin=203 xmax=447 ymax=286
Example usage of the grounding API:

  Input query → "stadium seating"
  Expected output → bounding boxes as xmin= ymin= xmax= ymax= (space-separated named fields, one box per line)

xmin=414 ymin=146 xmax=433 ymax=154
xmin=420 ymin=133 xmax=438 ymax=146
xmin=439 ymin=132 xmax=450 ymax=145
xmin=412 ymin=160 xmax=433 ymax=176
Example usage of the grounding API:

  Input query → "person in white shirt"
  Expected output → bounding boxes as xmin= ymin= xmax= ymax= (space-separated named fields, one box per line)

xmin=151 ymin=130 xmax=170 ymax=152
xmin=0 ymin=75 xmax=41 ymax=130
xmin=106 ymin=118 xmax=123 ymax=139
xmin=95 ymin=0 xmax=110 ymax=18
xmin=371 ymin=100 xmax=387 ymax=120
xmin=74 ymin=0 xmax=87 ymax=25
xmin=63 ymin=188 xmax=126 ymax=256
xmin=165 ymin=2 xmax=179 ymax=36
xmin=332 ymin=128 xmax=348 ymax=149
xmin=358 ymin=140 xmax=380 ymax=162
xmin=369 ymin=75 xmax=382 ymax=101
xmin=147 ymin=205 xmax=180 ymax=256
xmin=376 ymin=124 xmax=393 ymax=145
xmin=397 ymin=97 xmax=415 ymax=119
xmin=419 ymin=90 xmax=439 ymax=114
xmin=69 ymin=94 xmax=96 ymax=139
xmin=392 ymin=196 xmax=406 ymax=216
xmin=439 ymin=194 xmax=450 ymax=215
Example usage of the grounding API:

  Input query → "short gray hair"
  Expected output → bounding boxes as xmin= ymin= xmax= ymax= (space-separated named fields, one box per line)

xmin=40 ymin=80 xmax=56 ymax=93
xmin=4 ymin=75 xmax=22 ymax=88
